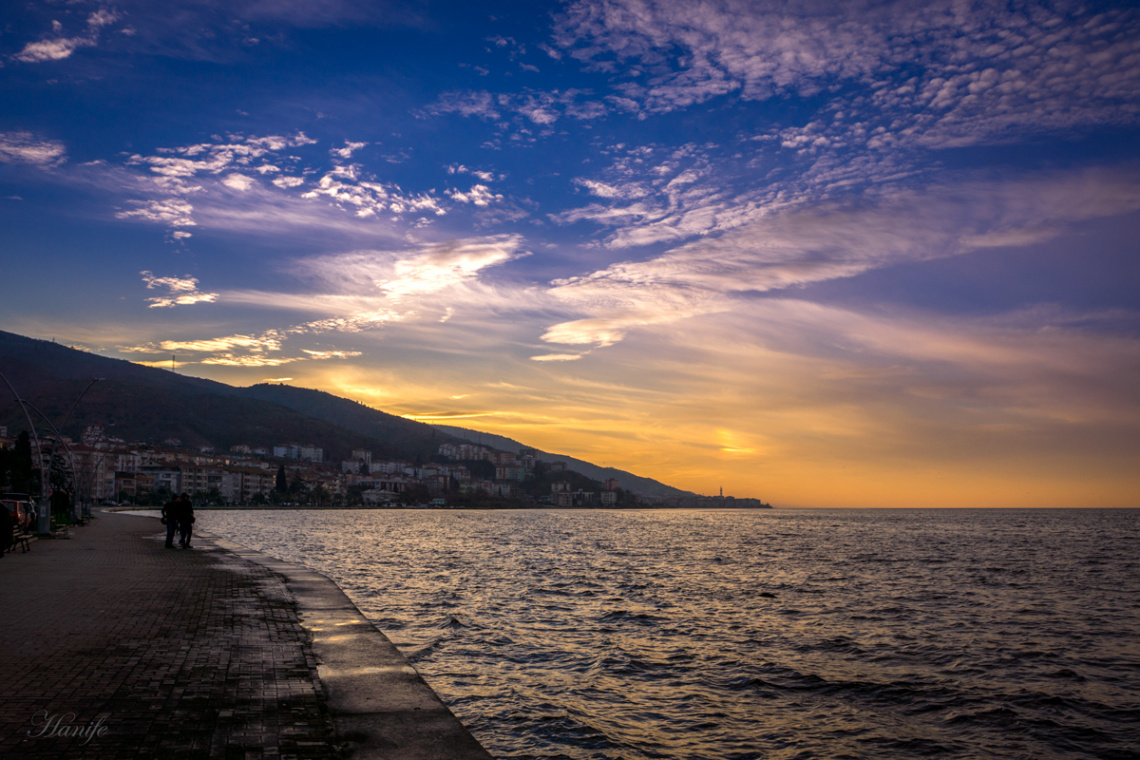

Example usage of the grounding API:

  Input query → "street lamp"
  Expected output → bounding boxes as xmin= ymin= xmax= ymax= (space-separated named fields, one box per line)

xmin=0 ymin=372 xmax=102 ymax=534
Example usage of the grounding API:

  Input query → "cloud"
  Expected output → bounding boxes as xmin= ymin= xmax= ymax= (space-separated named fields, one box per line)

xmin=122 ymin=327 xmax=369 ymax=367
xmin=294 ymin=235 xmax=528 ymax=301
xmin=448 ymin=165 xmax=496 ymax=182
xmin=87 ymin=10 xmax=119 ymax=29
xmin=15 ymin=37 xmax=95 ymax=62
xmin=199 ymin=354 xmax=297 ymax=367
xmin=543 ymin=167 xmax=1140 ymax=348
xmin=301 ymin=164 xmax=445 ymax=218
xmin=11 ymin=1 xmax=429 ymax=65
xmin=427 ymin=91 xmax=501 ymax=120
xmin=556 ymin=145 xmax=780 ymax=248
xmin=118 ymin=199 xmax=197 ymax=226
xmin=332 ymin=141 xmax=368 ymax=159
xmin=553 ymin=0 xmax=1140 ymax=143
xmin=0 ymin=132 xmax=67 ymax=165
xmin=573 ymin=177 xmax=647 ymax=200
xmin=127 ymin=133 xmax=316 ymax=180
xmin=157 ymin=333 xmax=282 ymax=353
xmin=427 ymin=88 xmax=608 ymax=128
xmin=530 ymin=353 xmax=584 ymax=362
xmin=140 ymin=271 xmax=219 ymax=308
xmin=221 ymin=173 xmax=256 ymax=191
xmin=125 ymin=235 xmax=534 ymax=367
xmin=104 ymin=132 xmax=455 ymax=239
xmin=14 ymin=9 xmax=121 ymax=63
xmin=448 ymin=184 xmax=503 ymax=207
xmin=301 ymin=349 xmax=364 ymax=359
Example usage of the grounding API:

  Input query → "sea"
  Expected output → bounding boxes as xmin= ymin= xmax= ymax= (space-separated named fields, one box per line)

xmin=198 ymin=508 xmax=1140 ymax=760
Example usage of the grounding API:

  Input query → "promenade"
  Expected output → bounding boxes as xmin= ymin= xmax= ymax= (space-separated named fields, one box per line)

xmin=0 ymin=512 xmax=493 ymax=760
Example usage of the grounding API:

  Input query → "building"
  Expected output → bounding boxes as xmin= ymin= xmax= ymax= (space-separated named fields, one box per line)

xmin=439 ymin=443 xmax=490 ymax=461
xmin=273 ymin=444 xmax=324 ymax=463
xmin=496 ymin=466 xmax=527 ymax=482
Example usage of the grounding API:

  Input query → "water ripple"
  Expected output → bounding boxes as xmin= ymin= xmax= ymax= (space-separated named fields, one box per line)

xmin=203 ymin=508 xmax=1140 ymax=760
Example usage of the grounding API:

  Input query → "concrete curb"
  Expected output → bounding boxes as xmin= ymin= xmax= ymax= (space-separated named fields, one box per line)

xmin=209 ymin=534 xmax=495 ymax=760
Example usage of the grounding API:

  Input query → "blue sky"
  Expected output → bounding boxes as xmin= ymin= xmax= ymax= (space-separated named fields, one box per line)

xmin=2 ymin=0 xmax=1139 ymax=507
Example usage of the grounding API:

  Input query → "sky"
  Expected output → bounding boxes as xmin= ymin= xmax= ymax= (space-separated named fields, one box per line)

xmin=1 ymin=0 xmax=1139 ymax=508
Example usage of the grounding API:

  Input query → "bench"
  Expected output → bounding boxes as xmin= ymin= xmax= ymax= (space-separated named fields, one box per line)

xmin=5 ymin=525 xmax=31 ymax=554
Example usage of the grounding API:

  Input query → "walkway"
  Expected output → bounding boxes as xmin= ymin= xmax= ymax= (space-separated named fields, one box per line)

xmin=0 ymin=512 xmax=493 ymax=759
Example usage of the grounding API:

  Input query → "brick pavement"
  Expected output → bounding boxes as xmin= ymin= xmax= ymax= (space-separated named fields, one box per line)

xmin=0 ymin=513 xmax=339 ymax=759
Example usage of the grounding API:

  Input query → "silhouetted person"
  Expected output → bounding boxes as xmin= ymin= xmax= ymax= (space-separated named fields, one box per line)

xmin=0 ymin=503 xmax=12 ymax=557
xmin=176 ymin=493 xmax=195 ymax=549
xmin=161 ymin=496 xmax=178 ymax=549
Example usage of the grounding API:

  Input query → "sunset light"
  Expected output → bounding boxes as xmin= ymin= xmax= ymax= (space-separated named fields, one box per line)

xmin=2 ymin=0 xmax=1138 ymax=507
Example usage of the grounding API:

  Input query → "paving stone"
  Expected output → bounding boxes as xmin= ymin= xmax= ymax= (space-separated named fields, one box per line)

xmin=0 ymin=514 xmax=338 ymax=760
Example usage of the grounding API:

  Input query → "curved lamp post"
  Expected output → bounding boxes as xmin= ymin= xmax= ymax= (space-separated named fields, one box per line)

xmin=1 ymin=372 xmax=101 ymax=534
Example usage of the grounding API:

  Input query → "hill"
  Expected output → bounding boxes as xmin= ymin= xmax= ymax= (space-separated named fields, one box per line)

xmin=0 ymin=330 xmax=454 ymax=462
xmin=0 ymin=330 xmax=703 ymax=499
xmin=430 ymin=425 xmax=691 ymax=500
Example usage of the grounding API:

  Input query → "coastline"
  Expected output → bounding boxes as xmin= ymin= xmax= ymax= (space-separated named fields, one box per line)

xmin=207 ymin=531 xmax=494 ymax=760
xmin=0 ymin=511 xmax=492 ymax=759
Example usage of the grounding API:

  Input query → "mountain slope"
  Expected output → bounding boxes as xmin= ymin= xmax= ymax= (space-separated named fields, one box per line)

xmin=236 ymin=383 xmax=451 ymax=461
xmin=0 ymin=330 xmax=700 ymax=498
xmin=430 ymin=424 xmax=691 ymax=500
xmin=235 ymin=385 xmax=695 ymax=498
xmin=0 ymin=331 xmax=453 ymax=461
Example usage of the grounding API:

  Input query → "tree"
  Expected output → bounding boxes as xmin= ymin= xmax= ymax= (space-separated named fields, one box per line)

xmin=399 ymin=483 xmax=431 ymax=506
xmin=275 ymin=463 xmax=288 ymax=493
xmin=346 ymin=484 xmax=367 ymax=507
xmin=10 ymin=431 xmax=37 ymax=495
xmin=288 ymin=471 xmax=308 ymax=503
xmin=49 ymin=451 xmax=70 ymax=493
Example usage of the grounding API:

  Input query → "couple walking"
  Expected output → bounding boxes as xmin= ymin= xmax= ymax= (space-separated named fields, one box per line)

xmin=161 ymin=493 xmax=195 ymax=549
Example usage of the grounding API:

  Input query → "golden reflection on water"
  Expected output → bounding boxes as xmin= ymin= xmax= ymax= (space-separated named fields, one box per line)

xmin=204 ymin=508 xmax=1140 ymax=760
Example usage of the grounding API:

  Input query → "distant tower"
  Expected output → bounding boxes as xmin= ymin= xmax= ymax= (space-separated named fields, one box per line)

xmin=720 ymin=486 xmax=724 ymax=503
xmin=171 ymin=354 xmax=176 ymax=372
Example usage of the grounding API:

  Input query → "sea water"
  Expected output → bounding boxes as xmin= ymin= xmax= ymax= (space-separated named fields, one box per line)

xmin=202 ymin=508 xmax=1140 ymax=760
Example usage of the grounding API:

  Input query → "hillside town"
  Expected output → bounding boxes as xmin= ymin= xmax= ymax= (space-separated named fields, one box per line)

xmin=0 ymin=424 xmax=643 ymax=510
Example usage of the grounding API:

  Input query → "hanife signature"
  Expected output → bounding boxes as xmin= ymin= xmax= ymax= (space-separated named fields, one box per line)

xmin=27 ymin=711 xmax=109 ymax=745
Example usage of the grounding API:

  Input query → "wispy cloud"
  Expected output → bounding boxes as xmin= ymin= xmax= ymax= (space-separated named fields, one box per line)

xmin=448 ymin=184 xmax=502 ymax=207
xmin=140 ymin=271 xmax=218 ymax=308
xmin=543 ymin=167 xmax=1140 ymax=348
xmin=530 ymin=353 xmax=584 ymax=362
xmin=0 ymin=132 xmax=67 ymax=166
xmin=124 ymin=235 xmax=533 ymax=366
xmin=448 ymin=164 xmax=496 ymax=182
xmin=301 ymin=163 xmax=445 ymax=218
xmin=332 ymin=140 xmax=368 ymax=159
xmin=553 ymin=0 xmax=1140 ymax=144
xmin=126 ymin=133 xmax=316 ymax=182
xmin=118 ymin=199 xmax=197 ymax=227
xmin=427 ymin=88 xmax=607 ymax=128
xmin=9 ymin=1 xmax=428 ymax=65
xmin=13 ymin=10 xmax=120 ymax=63
xmin=293 ymin=235 xmax=528 ymax=302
